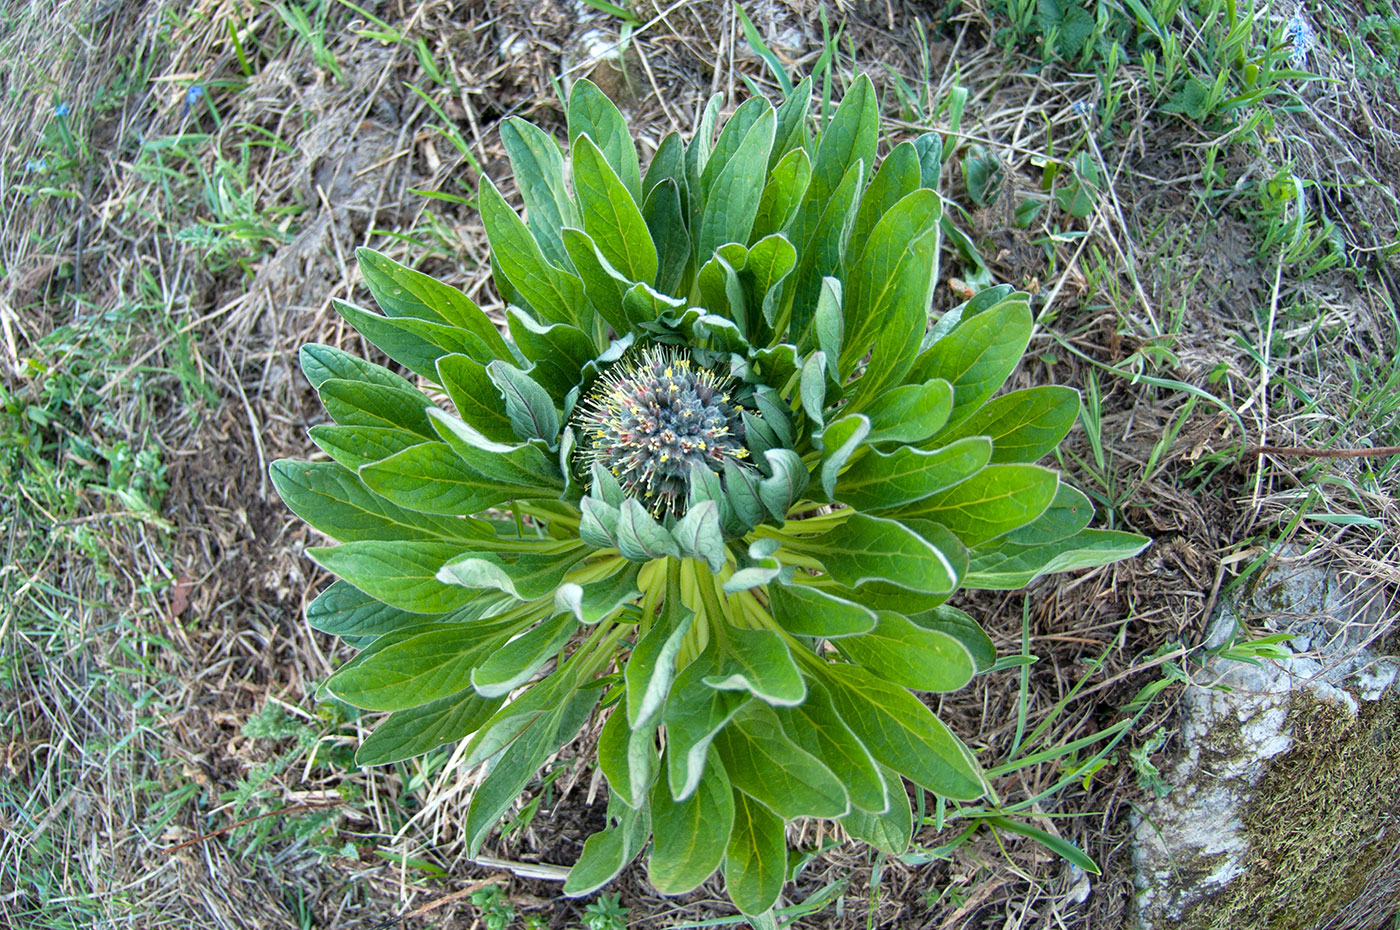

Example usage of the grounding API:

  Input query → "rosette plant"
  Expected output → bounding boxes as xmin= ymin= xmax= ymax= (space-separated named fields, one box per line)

xmin=271 ymin=74 xmax=1148 ymax=913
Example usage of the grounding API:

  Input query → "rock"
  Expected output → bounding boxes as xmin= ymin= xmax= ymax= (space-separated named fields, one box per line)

xmin=1129 ymin=551 xmax=1400 ymax=929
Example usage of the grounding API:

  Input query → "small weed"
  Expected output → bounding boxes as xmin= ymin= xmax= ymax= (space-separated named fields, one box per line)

xmin=470 ymin=883 xmax=517 ymax=930
xmin=580 ymin=892 xmax=630 ymax=930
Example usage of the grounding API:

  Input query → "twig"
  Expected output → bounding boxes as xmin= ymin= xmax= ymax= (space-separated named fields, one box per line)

xmin=1250 ymin=445 xmax=1400 ymax=459
xmin=161 ymin=799 xmax=343 ymax=854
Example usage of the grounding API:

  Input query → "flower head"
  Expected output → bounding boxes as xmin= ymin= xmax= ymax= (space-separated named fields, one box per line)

xmin=53 ymin=102 xmax=70 ymax=118
xmin=576 ymin=345 xmax=747 ymax=516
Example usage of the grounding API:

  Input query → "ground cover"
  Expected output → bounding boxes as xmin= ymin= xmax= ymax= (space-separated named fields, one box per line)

xmin=2 ymin=0 xmax=1397 ymax=927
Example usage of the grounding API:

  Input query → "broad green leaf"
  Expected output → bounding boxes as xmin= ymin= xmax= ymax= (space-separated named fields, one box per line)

xmin=615 ymin=499 xmax=681 ymax=561
xmin=299 ymin=344 xmax=414 ymax=392
xmin=713 ymin=702 xmax=849 ymax=819
xmin=703 ymin=627 xmax=805 ymax=706
xmin=578 ymin=496 xmax=620 ymax=548
xmin=460 ymin=667 xmax=583 ymax=769
xmin=480 ymin=177 xmax=583 ymax=327
xmin=642 ymin=178 xmax=691 ymax=298
xmin=996 ymin=483 xmax=1095 ymax=547
xmin=813 ymin=276 xmax=843 ymax=381
xmin=751 ymin=146 xmax=811 ymax=242
xmin=487 ymin=361 xmax=560 ymax=443
xmin=699 ymin=96 xmax=770 ymax=205
xmin=306 ymin=580 xmax=509 ymax=638
xmin=506 ymin=310 xmax=596 ymax=399
xmin=649 ymin=754 xmax=734 ymax=895
xmin=746 ymin=234 xmax=798 ymax=328
xmin=427 ymin=409 xmax=563 ymax=490
xmin=841 ymin=190 xmax=942 ymax=399
xmin=665 ymin=646 xmax=750 ymax=800
xmin=768 ymin=76 xmax=811 ymax=169
xmin=356 ymin=688 xmax=505 ymax=765
xmin=696 ymin=103 xmax=776 ymax=259
xmin=910 ymin=605 xmax=997 ymax=672
xmin=626 ymin=590 xmax=695 ymax=728
xmin=834 ymin=611 xmax=976 ymax=692
xmin=326 ymin=625 xmax=506 ymax=710
xmin=723 ymin=458 xmax=765 ymax=530
xmin=271 ymin=460 xmax=494 ymax=543
xmin=767 ymin=581 xmax=877 ymax=638
xmin=642 ymin=131 xmax=685 ymax=202
xmin=933 ymin=385 xmax=1080 ymax=463
xmin=864 ymin=379 xmax=954 ymax=445
xmin=898 ymin=464 xmax=1059 ymax=547
xmin=356 ymin=247 xmax=511 ymax=358
xmin=792 ymin=512 xmax=960 ymax=595
xmin=307 ymin=540 xmax=479 ymax=615
xmin=308 ymin=425 xmax=425 ymax=471
xmin=724 ymin=791 xmax=786 ymax=915
xmin=799 ymin=351 xmax=827 ymax=426
xmin=850 ymin=141 xmax=923 ymax=250
xmin=841 ymin=765 xmax=912 ymax=854
xmin=835 ymin=436 xmax=992 ymax=512
xmin=464 ymin=687 xmax=598 ymax=854
xmin=788 ymin=72 xmax=876 ymax=257
xmin=436 ymin=353 xmax=517 ymax=444
xmin=359 ymin=441 xmax=551 ymax=515
xmin=499 ymin=116 xmax=577 ymax=267
xmin=775 ymin=681 xmax=888 ymax=814
xmin=564 ymin=799 xmax=650 ymax=897
xmin=573 ymin=134 xmax=658 ymax=286
xmin=470 ymin=612 xmax=579 ymax=697
xmin=334 ymin=298 xmax=493 ymax=381
xmin=786 ymin=158 xmax=865 ymax=342
xmin=569 ymin=77 xmax=642 ymax=202
xmin=819 ymin=662 xmax=986 ymax=800
xmin=913 ymin=299 xmax=1034 ymax=434
xmin=556 ymin=563 xmax=642 ymax=624
xmin=598 ymin=708 xmax=656 ymax=809
xmin=983 ymin=815 xmax=1100 ymax=875
xmin=757 ymin=448 xmax=808 ymax=522
xmin=816 ymin=414 xmax=870 ymax=501
xmin=623 ymin=281 xmax=689 ymax=330
xmin=562 ymin=226 xmax=632 ymax=335
xmin=671 ymin=500 xmax=726 ymax=572
xmin=438 ymin=549 xmax=586 ymax=601
xmin=319 ymin=378 xmax=434 ymax=437
xmin=964 ymin=528 xmax=1150 ymax=589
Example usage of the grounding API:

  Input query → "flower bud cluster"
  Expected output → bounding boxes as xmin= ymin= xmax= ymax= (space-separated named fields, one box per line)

xmin=577 ymin=346 xmax=747 ymax=516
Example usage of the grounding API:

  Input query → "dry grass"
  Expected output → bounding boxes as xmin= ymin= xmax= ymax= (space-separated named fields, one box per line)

xmin=2 ymin=0 xmax=1397 ymax=928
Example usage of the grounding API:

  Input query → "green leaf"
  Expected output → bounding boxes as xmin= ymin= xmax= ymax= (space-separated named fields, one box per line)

xmin=897 ymin=464 xmax=1059 ymax=547
xmin=270 ymin=459 xmax=494 ymax=543
xmin=768 ymin=76 xmax=811 ymax=169
xmin=626 ymin=590 xmax=695 ymax=728
xmin=799 ymin=351 xmax=827 ymax=426
xmin=307 ymin=540 xmax=480 ymax=615
xmin=438 ymin=549 xmax=585 ymax=601
xmin=479 ymin=176 xmax=585 ymax=327
xmin=665 ymin=646 xmax=749 ymax=800
xmin=598 ymin=708 xmax=656 ymax=809
xmin=757 ymin=448 xmax=809 ymax=522
xmin=752 ymin=146 xmax=811 ymax=242
xmin=642 ymin=178 xmax=691 ymax=298
xmin=816 ymin=414 xmax=870 ymax=502
xmin=996 ymin=483 xmax=1095 ymax=547
xmin=642 ymin=131 xmax=685 ymax=202
xmin=819 ymin=662 xmax=986 ymax=800
xmin=326 ymin=625 xmax=507 ymax=710
xmin=615 ymin=499 xmax=681 ymax=561
xmin=704 ymin=627 xmax=805 ymax=706
xmin=833 ymin=611 xmax=976 ymax=693
xmin=459 ymin=667 xmax=583 ymax=768
xmin=573 ymin=134 xmax=658 ymax=286
xmin=913 ymin=299 xmax=1034 ymax=434
xmin=505 ymin=310 xmax=596 ymax=400
xmin=499 ymin=116 xmax=577 ymax=268
xmin=300 ymin=344 xmax=415 ymax=392
xmin=306 ymin=580 xmax=508 ymax=638
xmin=964 ymin=528 xmax=1150 ymax=589
xmin=562 ymin=226 xmax=632 ymax=335
xmin=834 ymin=436 xmax=992 ymax=512
xmin=436 ymin=354 xmax=517 ymax=444
xmin=766 ymin=581 xmax=877 ymax=638
xmin=334 ymin=298 xmax=492 ymax=381
xmin=841 ymin=766 xmax=912 ymax=854
xmin=789 ymin=72 xmax=877 ymax=259
xmin=578 ymin=497 xmax=620 ymax=548
xmin=356 ymin=688 xmax=505 ymax=765
xmin=864 ymin=379 xmax=954 ymax=445
xmin=696 ymin=103 xmax=776 ymax=260
xmin=794 ymin=512 xmax=961 ymax=595
xmin=774 ymin=681 xmax=888 ymax=814
xmin=724 ymin=791 xmax=787 ymax=915
xmin=649 ymin=754 xmax=734 ymax=895
xmin=487 ymin=361 xmax=560 ymax=444
xmin=470 ymin=612 xmax=579 ymax=697
xmin=813 ymin=276 xmax=843 ymax=381
xmin=359 ymin=441 xmax=552 ymax=515
xmin=841 ymin=190 xmax=942 ymax=399
xmin=569 ymin=77 xmax=642 ymax=203
xmin=428 ymin=408 xmax=562 ymax=488
xmin=984 ymin=815 xmax=1100 ymax=874
xmin=850 ymin=141 xmax=923 ymax=250
xmin=934 ymin=384 xmax=1080 ymax=464
xmin=713 ymin=702 xmax=849 ymax=819
xmin=356 ymin=247 xmax=511 ymax=359
xmin=564 ymin=799 xmax=650 ymax=897
xmin=723 ymin=459 xmax=765 ymax=530
xmin=319 ymin=378 xmax=434 ymax=437
xmin=672 ymin=500 xmax=726 ymax=573
xmin=910 ymin=605 xmax=996 ymax=673
xmin=308 ymin=425 xmax=425 ymax=471
xmin=786 ymin=158 xmax=865 ymax=343
xmin=556 ymin=563 xmax=642 ymax=624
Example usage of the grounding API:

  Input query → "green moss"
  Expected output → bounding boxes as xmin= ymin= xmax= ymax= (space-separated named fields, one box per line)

xmin=1187 ymin=690 xmax=1400 ymax=930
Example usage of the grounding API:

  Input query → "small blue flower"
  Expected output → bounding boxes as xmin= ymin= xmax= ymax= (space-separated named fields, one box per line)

xmin=1072 ymin=100 xmax=1095 ymax=119
xmin=25 ymin=158 xmax=47 ymax=171
xmin=182 ymin=85 xmax=204 ymax=116
xmin=53 ymin=102 xmax=70 ymax=118
xmin=1285 ymin=13 xmax=1316 ymax=68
